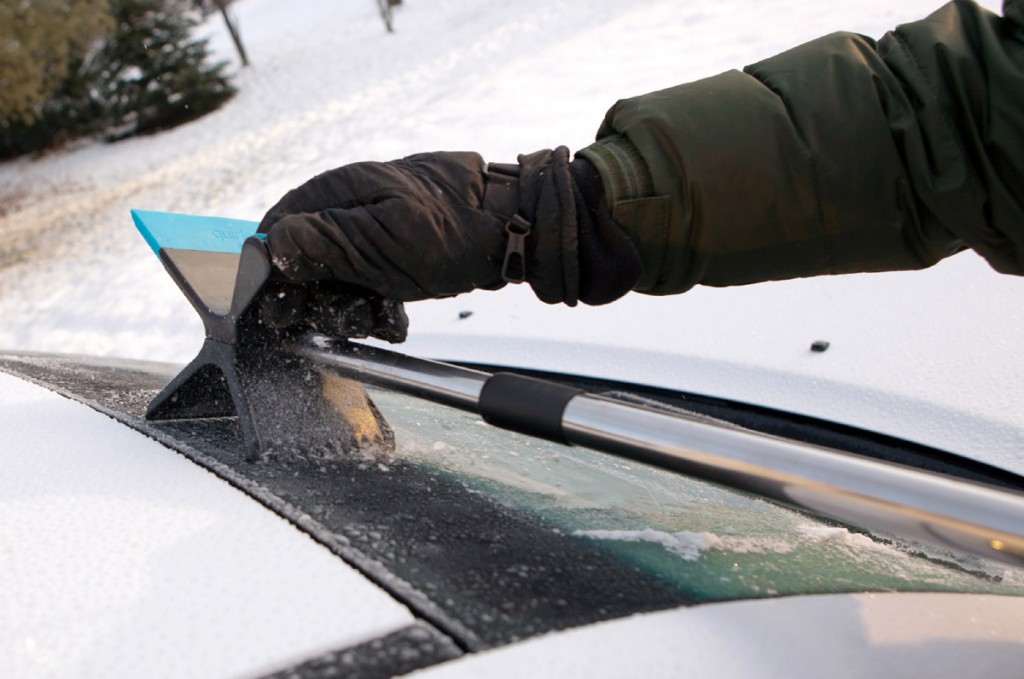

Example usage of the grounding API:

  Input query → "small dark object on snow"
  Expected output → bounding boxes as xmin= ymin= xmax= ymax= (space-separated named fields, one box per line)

xmin=458 ymin=310 xmax=473 ymax=320
xmin=810 ymin=340 xmax=830 ymax=353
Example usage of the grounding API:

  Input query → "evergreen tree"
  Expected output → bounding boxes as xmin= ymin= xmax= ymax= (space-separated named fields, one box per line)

xmin=0 ymin=0 xmax=236 ymax=158
xmin=92 ymin=0 xmax=236 ymax=138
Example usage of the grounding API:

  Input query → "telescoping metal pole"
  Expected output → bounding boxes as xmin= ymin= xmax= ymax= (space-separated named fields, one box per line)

xmin=292 ymin=334 xmax=1024 ymax=569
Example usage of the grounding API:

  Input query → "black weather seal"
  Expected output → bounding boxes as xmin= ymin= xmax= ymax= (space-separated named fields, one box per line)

xmin=257 ymin=622 xmax=462 ymax=679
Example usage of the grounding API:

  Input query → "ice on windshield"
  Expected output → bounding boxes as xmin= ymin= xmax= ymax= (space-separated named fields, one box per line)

xmin=370 ymin=389 xmax=1024 ymax=603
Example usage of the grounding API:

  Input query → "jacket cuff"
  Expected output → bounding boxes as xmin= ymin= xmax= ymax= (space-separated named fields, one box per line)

xmin=577 ymin=134 xmax=653 ymax=205
xmin=577 ymin=135 xmax=671 ymax=293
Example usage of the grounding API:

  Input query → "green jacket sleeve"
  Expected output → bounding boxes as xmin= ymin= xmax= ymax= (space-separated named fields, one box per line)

xmin=578 ymin=0 xmax=1024 ymax=294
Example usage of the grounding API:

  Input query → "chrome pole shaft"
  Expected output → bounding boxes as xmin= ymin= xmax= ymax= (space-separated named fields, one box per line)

xmin=292 ymin=335 xmax=488 ymax=410
xmin=562 ymin=396 xmax=1024 ymax=566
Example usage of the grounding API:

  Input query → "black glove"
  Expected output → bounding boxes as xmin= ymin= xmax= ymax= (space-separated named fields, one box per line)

xmin=257 ymin=278 xmax=409 ymax=344
xmin=258 ymin=148 xmax=642 ymax=309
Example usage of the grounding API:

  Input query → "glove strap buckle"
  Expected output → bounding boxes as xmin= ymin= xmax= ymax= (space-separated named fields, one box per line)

xmin=484 ymin=162 xmax=531 ymax=284
xmin=501 ymin=214 xmax=531 ymax=283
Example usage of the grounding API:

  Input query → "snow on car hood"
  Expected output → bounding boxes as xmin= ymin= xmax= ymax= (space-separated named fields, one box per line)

xmin=408 ymin=592 xmax=1024 ymax=679
xmin=387 ymin=252 xmax=1024 ymax=475
xmin=0 ymin=371 xmax=414 ymax=679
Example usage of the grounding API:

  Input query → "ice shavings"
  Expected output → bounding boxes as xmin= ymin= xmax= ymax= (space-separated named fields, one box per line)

xmin=574 ymin=529 xmax=711 ymax=561
xmin=573 ymin=528 xmax=795 ymax=561
xmin=573 ymin=522 xmax=962 ymax=567
xmin=792 ymin=522 xmax=925 ymax=564
xmin=792 ymin=522 xmax=952 ymax=583
xmin=794 ymin=523 xmax=1024 ymax=585
xmin=795 ymin=523 xmax=885 ymax=549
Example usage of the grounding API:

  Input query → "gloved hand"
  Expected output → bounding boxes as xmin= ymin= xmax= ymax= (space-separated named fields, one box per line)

xmin=258 ymin=148 xmax=643 ymax=330
xmin=257 ymin=277 xmax=409 ymax=344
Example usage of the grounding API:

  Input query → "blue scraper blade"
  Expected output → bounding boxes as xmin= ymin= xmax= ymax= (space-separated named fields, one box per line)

xmin=132 ymin=209 xmax=263 ymax=316
xmin=131 ymin=209 xmax=261 ymax=256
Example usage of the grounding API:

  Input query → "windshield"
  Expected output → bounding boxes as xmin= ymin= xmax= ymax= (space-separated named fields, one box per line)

xmin=2 ymin=352 xmax=1024 ymax=652
xmin=374 ymin=388 xmax=1024 ymax=603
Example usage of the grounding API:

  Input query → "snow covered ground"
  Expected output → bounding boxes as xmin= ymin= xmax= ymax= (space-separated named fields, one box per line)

xmin=1 ymin=0 xmax=1021 ymax=471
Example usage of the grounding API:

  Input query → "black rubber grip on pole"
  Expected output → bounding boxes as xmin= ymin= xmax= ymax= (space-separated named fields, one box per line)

xmin=478 ymin=372 xmax=583 ymax=444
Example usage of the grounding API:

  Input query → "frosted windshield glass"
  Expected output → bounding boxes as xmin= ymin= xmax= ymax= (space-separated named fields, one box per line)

xmin=371 ymin=389 xmax=1024 ymax=601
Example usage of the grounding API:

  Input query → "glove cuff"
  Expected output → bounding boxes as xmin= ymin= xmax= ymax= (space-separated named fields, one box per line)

xmin=571 ymin=157 xmax=643 ymax=305
xmin=483 ymin=146 xmax=580 ymax=306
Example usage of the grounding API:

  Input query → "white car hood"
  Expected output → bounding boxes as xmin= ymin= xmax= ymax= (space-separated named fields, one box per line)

xmin=0 ymin=371 xmax=414 ymax=679
xmin=410 ymin=591 xmax=1024 ymax=679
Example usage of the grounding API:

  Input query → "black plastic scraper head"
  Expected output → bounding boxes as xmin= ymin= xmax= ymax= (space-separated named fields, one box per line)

xmin=132 ymin=209 xmax=394 ymax=461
